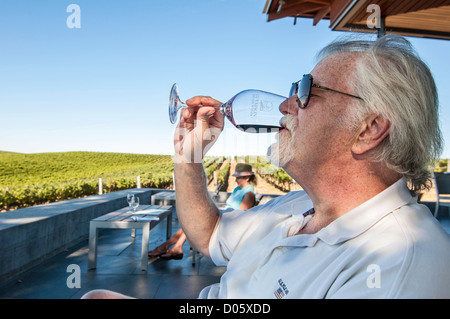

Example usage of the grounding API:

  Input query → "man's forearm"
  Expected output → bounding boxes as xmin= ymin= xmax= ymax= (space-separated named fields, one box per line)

xmin=174 ymin=162 xmax=219 ymax=257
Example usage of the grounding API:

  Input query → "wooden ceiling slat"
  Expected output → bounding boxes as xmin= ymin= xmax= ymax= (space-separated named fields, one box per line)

xmin=306 ymin=0 xmax=331 ymax=5
xmin=329 ymin=0 xmax=355 ymax=26
xmin=387 ymin=0 xmax=419 ymax=16
xmin=269 ymin=0 xmax=280 ymax=14
xmin=313 ymin=5 xmax=330 ymax=25
xmin=352 ymin=0 xmax=443 ymax=23
xmin=409 ymin=0 xmax=441 ymax=13
xmin=387 ymin=7 xmax=450 ymax=32
xmin=382 ymin=0 xmax=405 ymax=16
xmin=268 ymin=2 xmax=327 ymax=21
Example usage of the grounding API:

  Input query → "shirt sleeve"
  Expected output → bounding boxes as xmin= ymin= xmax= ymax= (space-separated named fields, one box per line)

xmin=209 ymin=204 xmax=269 ymax=266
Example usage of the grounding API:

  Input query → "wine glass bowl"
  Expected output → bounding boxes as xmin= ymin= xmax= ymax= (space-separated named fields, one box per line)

xmin=225 ymin=89 xmax=286 ymax=132
xmin=168 ymin=83 xmax=285 ymax=132
xmin=131 ymin=196 xmax=140 ymax=213
xmin=169 ymin=83 xmax=183 ymax=124
xmin=127 ymin=194 xmax=134 ymax=211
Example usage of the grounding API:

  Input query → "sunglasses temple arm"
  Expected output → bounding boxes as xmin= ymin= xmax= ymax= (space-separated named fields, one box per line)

xmin=313 ymin=84 xmax=363 ymax=100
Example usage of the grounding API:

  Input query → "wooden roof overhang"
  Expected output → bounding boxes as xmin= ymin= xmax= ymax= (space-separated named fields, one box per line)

xmin=263 ymin=0 xmax=450 ymax=40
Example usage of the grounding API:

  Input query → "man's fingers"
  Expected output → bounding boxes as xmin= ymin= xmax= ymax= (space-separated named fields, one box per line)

xmin=186 ymin=96 xmax=222 ymax=107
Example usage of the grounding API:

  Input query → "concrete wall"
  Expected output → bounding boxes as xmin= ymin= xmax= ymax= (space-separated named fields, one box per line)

xmin=0 ymin=188 xmax=163 ymax=283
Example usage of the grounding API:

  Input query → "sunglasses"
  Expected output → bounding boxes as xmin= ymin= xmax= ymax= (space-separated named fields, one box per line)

xmin=289 ymin=74 xmax=363 ymax=108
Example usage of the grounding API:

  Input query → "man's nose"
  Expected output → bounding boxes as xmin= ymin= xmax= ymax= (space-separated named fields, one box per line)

xmin=279 ymin=95 xmax=299 ymax=115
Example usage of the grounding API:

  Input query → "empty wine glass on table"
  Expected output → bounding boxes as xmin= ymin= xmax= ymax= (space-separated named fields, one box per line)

xmin=131 ymin=196 xmax=140 ymax=213
xmin=127 ymin=194 xmax=134 ymax=212
xmin=169 ymin=83 xmax=286 ymax=132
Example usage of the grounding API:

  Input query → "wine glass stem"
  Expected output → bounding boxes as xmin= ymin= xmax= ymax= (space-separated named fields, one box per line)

xmin=181 ymin=103 xmax=229 ymax=116
xmin=217 ymin=102 xmax=231 ymax=117
xmin=204 ymin=103 xmax=230 ymax=115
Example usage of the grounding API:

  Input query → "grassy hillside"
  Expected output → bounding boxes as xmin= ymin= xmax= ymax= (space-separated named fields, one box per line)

xmin=0 ymin=151 xmax=174 ymax=210
xmin=0 ymin=151 xmax=172 ymax=187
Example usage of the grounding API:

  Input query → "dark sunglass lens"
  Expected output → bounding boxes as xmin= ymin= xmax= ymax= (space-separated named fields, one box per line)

xmin=298 ymin=75 xmax=311 ymax=107
xmin=289 ymin=83 xmax=298 ymax=98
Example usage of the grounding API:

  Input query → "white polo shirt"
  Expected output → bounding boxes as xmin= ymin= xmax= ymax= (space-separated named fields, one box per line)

xmin=200 ymin=178 xmax=450 ymax=298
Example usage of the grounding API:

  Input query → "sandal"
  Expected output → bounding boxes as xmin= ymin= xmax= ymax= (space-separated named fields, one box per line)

xmin=160 ymin=251 xmax=183 ymax=260
xmin=148 ymin=246 xmax=167 ymax=258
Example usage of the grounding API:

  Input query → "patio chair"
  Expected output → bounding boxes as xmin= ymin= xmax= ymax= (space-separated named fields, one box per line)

xmin=433 ymin=172 xmax=450 ymax=218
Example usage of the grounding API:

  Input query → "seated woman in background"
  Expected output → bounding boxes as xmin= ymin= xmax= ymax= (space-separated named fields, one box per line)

xmin=148 ymin=163 xmax=256 ymax=260
xmin=225 ymin=163 xmax=256 ymax=210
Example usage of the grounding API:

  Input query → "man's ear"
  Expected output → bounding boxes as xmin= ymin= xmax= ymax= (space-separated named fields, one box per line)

xmin=352 ymin=115 xmax=391 ymax=155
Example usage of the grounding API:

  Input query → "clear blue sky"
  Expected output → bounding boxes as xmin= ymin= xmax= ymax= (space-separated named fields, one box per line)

xmin=1 ymin=0 xmax=449 ymax=158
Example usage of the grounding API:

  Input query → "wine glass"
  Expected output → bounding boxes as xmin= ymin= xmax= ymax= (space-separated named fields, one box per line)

xmin=169 ymin=83 xmax=286 ymax=133
xmin=127 ymin=194 xmax=134 ymax=211
xmin=131 ymin=196 xmax=140 ymax=213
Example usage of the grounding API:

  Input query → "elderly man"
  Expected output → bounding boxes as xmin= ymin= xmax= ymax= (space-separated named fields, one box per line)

xmin=83 ymin=35 xmax=450 ymax=299
xmin=173 ymin=35 xmax=450 ymax=299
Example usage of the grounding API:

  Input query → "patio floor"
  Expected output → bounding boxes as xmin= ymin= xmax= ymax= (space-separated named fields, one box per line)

xmin=0 ymin=207 xmax=449 ymax=299
xmin=0 ymin=210 xmax=225 ymax=299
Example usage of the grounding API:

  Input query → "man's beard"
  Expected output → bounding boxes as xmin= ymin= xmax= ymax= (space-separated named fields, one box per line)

xmin=267 ymin=115 xmax=297 ymax=168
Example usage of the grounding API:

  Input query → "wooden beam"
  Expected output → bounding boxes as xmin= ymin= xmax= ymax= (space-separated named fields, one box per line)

xmin=313 ymin=5 xmax=330 ymax=25
xmin=262 ymin=0 xmax=273 ymax=14
xmin=330 ymin=0 xmax=358 ymax=26
xmin=307 ymin=0 xmax=331 ymax=5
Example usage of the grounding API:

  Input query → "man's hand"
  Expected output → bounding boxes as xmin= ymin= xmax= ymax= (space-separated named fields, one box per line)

xmin=174 ymin=96 xmax=225 ymax=163
xmin=172 ymin=96 xmax=224 ymax=256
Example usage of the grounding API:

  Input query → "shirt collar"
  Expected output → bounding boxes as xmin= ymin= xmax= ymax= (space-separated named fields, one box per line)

xmin=315 ymin=178 xmax=414 ymax=245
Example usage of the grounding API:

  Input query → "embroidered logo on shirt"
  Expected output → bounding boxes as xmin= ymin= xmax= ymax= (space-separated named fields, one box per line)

xmin=274 ymin=278 xmax=289 ymax=299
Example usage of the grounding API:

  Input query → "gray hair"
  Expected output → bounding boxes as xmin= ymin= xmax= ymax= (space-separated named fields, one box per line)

xmin=317 ymin=35 xmax=442 ymax=195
